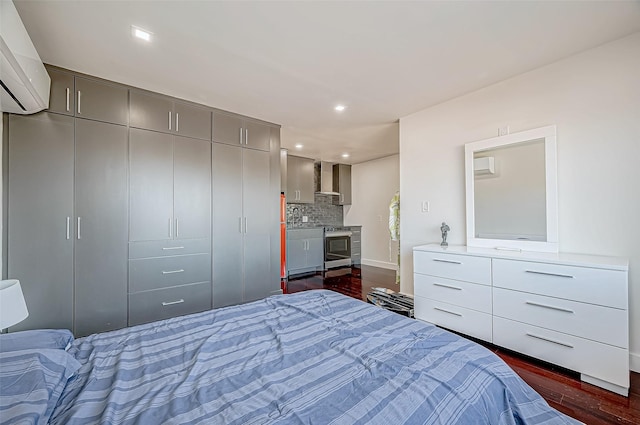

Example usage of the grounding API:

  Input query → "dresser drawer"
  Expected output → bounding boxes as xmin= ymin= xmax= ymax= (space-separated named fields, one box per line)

xmin=493 ymin=288 xmax=628 ymax=348
xmin=414 ymin=251 xmax=490 ymax=285
xmin=128 ymin=282 xmax=212 ymax=326
xmin=414 ymin=274 xmax=492 ymax=313
xmin=129 ymin=238 xmax=211 ymax=259
xmin=493 ymin=317 xmax=629 ymax=390
xmin=415 ymin=297 xmax=492 ymax=342
xmin=129 ymin=254 xmax=211 ymax=292
xmin=493 ymin=259 xmax=627 ymax=309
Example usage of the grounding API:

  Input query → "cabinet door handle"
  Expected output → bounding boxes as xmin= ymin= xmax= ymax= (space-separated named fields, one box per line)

xmin=525 ymin=301 xmax=574 ymax=314
xmin=162 ymin=269 xmax=185 ymax=275
xmin=244 ymin=217 xmax=248 ymax=234
xmin=66 ymin=216 xmax=70 ymax=240
xmin=65 ymin=88 xmax=70 ymax=111
xmin=245 ymin=128 xmax=248 ymax=145
xmin=525 ymin=270 xmax=574 ymax=279
xmin=175 ymin=218 xmax=179 ymax=238
xmin=168 ymin=111 xmax=172 ymax=130
xmin=162 ymin=246 xmax=185 ymax=250
xmin=77 ymin=217 xmax=81 ymax=240
xmin=526 ymin=332 xmax=574 ymax=348
xmin=433 ymin=282 xmax=462 ymax=291
xmin=175 ymin=112 xmax=179 ymax=132
xmin=239 ymin=128 xmax=243 ymax=145
xmin=433 ymin=307 xmax=462 ymax=317
xmin=77 ymin=90 xmax=82 ymax=114
xmin=433 ymin=258 xmax=462 ymax=265
xmin=162 ymin=299 xmax=184 ymax=306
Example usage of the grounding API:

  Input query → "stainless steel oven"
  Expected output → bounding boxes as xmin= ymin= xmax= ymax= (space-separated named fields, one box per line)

xmin=324 ymin=229 xmax=352 ymax=269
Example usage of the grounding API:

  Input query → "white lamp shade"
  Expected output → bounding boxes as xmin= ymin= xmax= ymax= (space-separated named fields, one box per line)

xmin=0 ymin=279 xmax=29 ymax=329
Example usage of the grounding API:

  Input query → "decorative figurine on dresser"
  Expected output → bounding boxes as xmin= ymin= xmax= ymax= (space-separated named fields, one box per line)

xmin=413 ymin=125 xmax=630 ymax=396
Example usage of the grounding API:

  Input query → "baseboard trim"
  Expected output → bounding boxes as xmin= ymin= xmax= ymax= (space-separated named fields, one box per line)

xmin=361 ymin=259 xmax=398 ymax=271
xmin=630 ymin=352 xmax=640 ymax=373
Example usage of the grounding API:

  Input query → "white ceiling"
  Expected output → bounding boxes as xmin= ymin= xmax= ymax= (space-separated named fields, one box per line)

xmin=13 ymin=1 xmax=640 ymax=164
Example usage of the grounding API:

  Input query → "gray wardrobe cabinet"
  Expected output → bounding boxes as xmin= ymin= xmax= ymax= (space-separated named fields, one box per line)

xmin=212 ymin=111 xmax=271 ymax=152
xmin=129 ymin=128 xmax=212 ymax=242
xmin=46 ymin=66 xmax=128 ymax=125
xmin=286 ymin=155 xmax=315 ymax=203
xmin=129 ymin=90 xmax=212 ymax=141
xmin=212 ymin=143 xmax=271 ymax=308
xmin=7 ymin=113 xmax=128 ymax=336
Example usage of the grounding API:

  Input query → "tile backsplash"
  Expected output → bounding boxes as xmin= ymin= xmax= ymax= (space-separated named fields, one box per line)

xmin=286 ymin=193 xmax=343 ymax=227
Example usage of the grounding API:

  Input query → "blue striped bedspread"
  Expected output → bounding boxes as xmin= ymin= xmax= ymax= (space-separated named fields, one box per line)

xmin=51 ymin=290 xmax=580 ymax=424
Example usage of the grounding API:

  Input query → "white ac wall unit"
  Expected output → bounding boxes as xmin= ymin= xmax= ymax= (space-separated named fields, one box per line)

xmin=0 ymin=0 xmax=50 ymax=114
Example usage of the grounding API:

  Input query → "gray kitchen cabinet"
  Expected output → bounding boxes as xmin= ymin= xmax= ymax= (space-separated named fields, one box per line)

xmin=45 ymin=68 xmax=128 ymax=125
xmin=212 ymin=111 xmax=271 ymax=151
xmin=212 ymin=143 xmax=271 ymax=307
xmin=333 ymin=163 xmax=352 ymax=205
xmin=286 ymin=228 xmax=324 ymax=276
xmin=129 ymin=129 xmax=212 ymax=242
xmin=286 ymin=155 xmax=315 ymax=203
xmin=130 ymin=90 xmax=211 ymax=140
xmin=350 ymin=226 xmax=361 ymax=265
xmin=7 ymin=113 xmax=74 ymax=331
xmin=74 ymin=119 xmax=128 ymax=336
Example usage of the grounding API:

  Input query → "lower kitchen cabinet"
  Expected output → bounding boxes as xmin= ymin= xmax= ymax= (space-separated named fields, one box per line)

xmin=286 ymin=228 xmax=324 ymax=276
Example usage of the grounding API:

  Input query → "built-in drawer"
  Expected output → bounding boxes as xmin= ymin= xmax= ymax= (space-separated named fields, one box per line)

xmin=414 ymin=297 xmax=492 ymax=342
xmin=128 ymin=282 xmax=212 ymax=326
xmin=129 ymin=254 xmax=211 ymax=292
xmin=129 ymin=238 xmax=211 ymax=259
xmin=286 ymin=228 xmax=324 ymax=240
xmin=414 ymin=274 xmax=491 ymax=314
xmin=492 ymin=259 xmax=627 ymax=309
xmin=413 ymin=251 xmax=491 ymax=285
xmin=493 ymin=317 xmax=629 ymax=391
xmin=493 ymin=288 xmax=627 ymax=348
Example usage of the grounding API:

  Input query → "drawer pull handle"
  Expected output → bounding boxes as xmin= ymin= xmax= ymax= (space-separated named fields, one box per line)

xmin=162 ymin=269 xmax=185 ymax=274
xmin=525 ymin=270 xmax=574 ymax=279
xmin=162 ymin=299 xmax=185 ymax=306
xmin=526 ymin=332 xmax=574 ymax=348
xmin=433 ymin=259 xmax=462 ymax=265
xmin=434 ymin=307 xmax=462 ymax=317
xmin=162 ymin=246 xmax=185 ymax=250
xmin=525 ymin=301 xmax=574 ymax=314
xmin=433 ymin=282 xmax=462 ymax=291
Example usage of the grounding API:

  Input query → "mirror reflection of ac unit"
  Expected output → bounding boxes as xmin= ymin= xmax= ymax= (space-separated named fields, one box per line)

xmin=474 ymin=157 xmax=495 ymax=175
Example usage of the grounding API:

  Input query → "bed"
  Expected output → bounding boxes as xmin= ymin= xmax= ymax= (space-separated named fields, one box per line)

xmin=1 ymin=290 xmax=580 ymax=424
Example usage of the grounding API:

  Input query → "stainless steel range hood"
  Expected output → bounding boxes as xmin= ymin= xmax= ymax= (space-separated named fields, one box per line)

xmin=315 ymin=161 xmax=340 ymax=195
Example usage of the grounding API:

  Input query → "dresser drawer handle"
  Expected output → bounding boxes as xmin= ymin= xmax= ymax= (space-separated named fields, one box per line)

xmin=525 ymin=270 xmax=574 ymax=279
xmin=433 ymin=259 xmax=462 ymax=265
xmin=433 ymin=282 xmax=462 ymax=291
xmin=162 ymin=246 xmax=185 ymax=250
xmin=162 ymin=269 xmax=185 ymax=274
xmin=434 ymin=307 xmax=463 ymax=317
xmin=526 ymin=332 xmax=574 ymax=348
xmin=525 ymin=301 xmax=574 ymax=314
xmin=162 ymin=299 xmax=185 ymax=306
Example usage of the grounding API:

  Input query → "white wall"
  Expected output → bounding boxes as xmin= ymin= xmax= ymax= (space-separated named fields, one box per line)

xmin=399 ymin=33 xmax=640 ymax=370
xmin=344 ymin=154 xmax=399 ymax=270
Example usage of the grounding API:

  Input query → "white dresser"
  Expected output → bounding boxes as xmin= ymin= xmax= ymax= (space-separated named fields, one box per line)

xmin=413 ymin=244 xmax=629 ymax=396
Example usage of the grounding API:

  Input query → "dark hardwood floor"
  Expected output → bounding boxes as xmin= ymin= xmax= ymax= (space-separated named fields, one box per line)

xmin=284 ymin=265 xmax=640 ymax=425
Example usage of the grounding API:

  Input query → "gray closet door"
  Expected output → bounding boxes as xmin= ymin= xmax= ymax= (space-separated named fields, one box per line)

xmin=174 ymin=136 xmax=211 ymax=240
xmin=212 ymin=112 xmax=243 ymax=146
xmin=174 ymin=102 xmax=212 ymax=141
xmin=8 ymin=113 xmax=74 ymax=331
xmin=129 ymin=128 xmax=174 ymax=241
xmin=130 ymin=90 xmax=173 ymax=134
xmin=244 ymin=120 xmax=271 ymax=152
xmin=46 ymin=67 xmax=74 ymax=116
xmin=212 ymin=143 xmax=243 ymax=308
xmin=74 ymin=119 xmax=128 ymax=336
xmin=242 ymin=148 xmax=271 ymax=302
xmin=74 ymin=77 xmax=128 ymax=126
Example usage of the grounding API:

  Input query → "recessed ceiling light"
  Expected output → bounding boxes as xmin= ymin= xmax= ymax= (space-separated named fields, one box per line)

xmin=132 ymin=25 xmax=152 ymax=42
xmin=341 ymin=153 xmax=350 ymax=158
xmin=334 ymin=105 xmax=346 ymax=112
xmin=295 ymin=144 xmax=303 ymax=149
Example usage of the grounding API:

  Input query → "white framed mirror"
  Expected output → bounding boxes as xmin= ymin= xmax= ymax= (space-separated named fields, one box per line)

xmin=465 ymin=125 xmax=558 ymax=253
